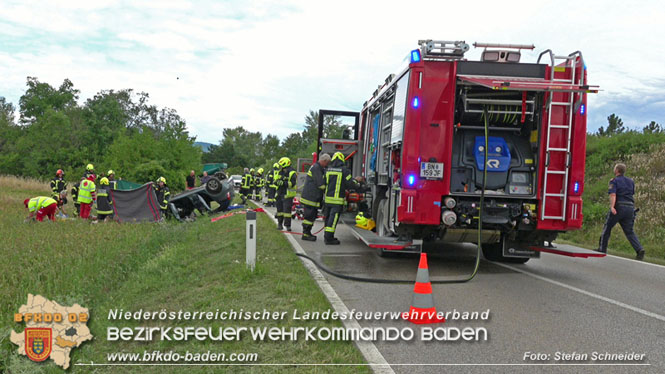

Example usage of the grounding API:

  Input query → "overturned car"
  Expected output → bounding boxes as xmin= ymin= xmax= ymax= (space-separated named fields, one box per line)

xmin=168 ymin=174 xmax=235 ymax=221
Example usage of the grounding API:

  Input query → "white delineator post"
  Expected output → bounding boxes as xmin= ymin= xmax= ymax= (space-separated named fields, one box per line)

xmin=246 ymin=210 xmax=257 ymax=271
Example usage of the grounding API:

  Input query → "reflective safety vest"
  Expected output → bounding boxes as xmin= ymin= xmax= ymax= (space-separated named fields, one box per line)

xmin=156 ymin=186 xmax=170 ymax=210
xmin=77 ymin=180 xmax=96 ymax=204
xmin=269 ymin=169 xmax=280 ymax=188
xmin=285 ymin=168 xmax=297 ymax=198
xmin=96 ymin=186 xmax=114 ymax=215
xmin=28 ymin=196 xmax=57 ymax=213
xmin=324 ymin=160 xmax=358 ymax=205
xmin=241 ymin=173 xmax=252 ymax=189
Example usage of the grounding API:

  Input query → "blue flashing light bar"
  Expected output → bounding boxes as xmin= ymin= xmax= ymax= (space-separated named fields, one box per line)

xmin=580 ymin=104 xmax=586 ymax=115
xmin=573 ymin=182 xmax=580 ymax=194
xmin=410 ymin=49 xmax=421 ymax=63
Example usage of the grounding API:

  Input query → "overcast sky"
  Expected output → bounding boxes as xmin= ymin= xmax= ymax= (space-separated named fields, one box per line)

xmin=1 ymin=0 xmax=663 ymax=143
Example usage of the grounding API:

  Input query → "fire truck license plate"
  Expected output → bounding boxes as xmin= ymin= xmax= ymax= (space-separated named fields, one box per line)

xmin=420 ymin=162 xmax=443 ymax=179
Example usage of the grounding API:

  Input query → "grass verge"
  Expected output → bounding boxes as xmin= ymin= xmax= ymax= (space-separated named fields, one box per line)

xmin=0 ymin=176 xmax=369 ymax=373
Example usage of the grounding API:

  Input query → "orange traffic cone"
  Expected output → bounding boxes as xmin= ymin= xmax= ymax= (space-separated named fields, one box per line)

xmin=403 ymin=253 xmax=445 ymax=324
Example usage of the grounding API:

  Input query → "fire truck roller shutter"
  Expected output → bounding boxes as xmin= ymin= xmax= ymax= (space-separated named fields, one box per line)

xmin=450 ymin=131 xmax=535 ymax=194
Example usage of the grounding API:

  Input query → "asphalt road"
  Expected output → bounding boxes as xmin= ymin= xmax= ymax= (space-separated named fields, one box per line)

xmin=260 ymin=204 xmax=665 ymax=374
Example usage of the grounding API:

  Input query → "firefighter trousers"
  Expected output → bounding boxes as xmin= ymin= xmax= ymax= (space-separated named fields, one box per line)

xmin=276 ymin=196 xmax=293 ymax=228
xmin=267 ymin=187 xmax=276 ymax=206
xmin=323 ymin=204 xmax=343 ymax=240
xmin=302 ymin=204 xmax=319 ymax=236
xmin=240 ymin=188 xmax=250 ymax=203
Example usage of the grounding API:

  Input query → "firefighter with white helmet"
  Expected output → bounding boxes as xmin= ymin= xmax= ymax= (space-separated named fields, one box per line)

xmin=275 ymin=157 xmax=297 ymax=231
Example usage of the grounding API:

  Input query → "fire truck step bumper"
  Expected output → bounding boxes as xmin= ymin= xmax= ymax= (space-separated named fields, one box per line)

xmin=342 ymin=216 xmax=422 ymax=252
xmin=528 ymin=245 xmax=606 ymax=258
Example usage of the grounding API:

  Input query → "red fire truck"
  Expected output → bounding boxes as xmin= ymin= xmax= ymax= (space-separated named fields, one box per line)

xmin=318 ymin=40 xmax=600 ymax=262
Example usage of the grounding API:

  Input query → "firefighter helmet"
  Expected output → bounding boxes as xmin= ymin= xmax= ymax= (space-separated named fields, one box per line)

xmin=56 ymin=169 xmax=63 ymax=176
xmin=107 ymin=169 xmax=114 ymax=175
xmin=157 ymin=177 xmax=166 ymax=184
xmin=99 ymin=177 xmax=109 ymax=185
xmin=332 ymin=152 xmax=345 ymax=162
xmin=250 ymin=168 xmax=255 ymax=173
xmin=86 ymin=163 xmax=94 ymax=171
xmin=257 ymin=168 xmax=264 ymax=175
xmin=273 ymin=162 xmax=280 ymax=169
xmin=278 ymin=157 xmax=291 ymax=168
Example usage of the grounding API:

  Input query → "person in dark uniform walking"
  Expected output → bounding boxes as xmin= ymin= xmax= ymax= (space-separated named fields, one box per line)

xmin=323 ymin=152 xmax=361 ymax=245
xmin=597 ymin=163 xmax=645 ymax=260
xmin=275 ymin=157 xmax=296 ymax=231
xmin=300 ymin=153 xmax=331 ymax=241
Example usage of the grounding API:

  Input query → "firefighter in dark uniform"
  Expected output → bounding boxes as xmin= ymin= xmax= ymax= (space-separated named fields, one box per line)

xmin=323 ymin=152 xmax=360 ymax=245
xmin=71 ymin=177 xmax=84 ymax=217
xmin=96 ymin=177 xmax=114 ymax=221
xmin=50 ymin=169 xmax=67 ymax=216
xmin=275 ymin=157 xmax=296 ymax=231
xmin=249 ymin=168 xmax=257 ymax=200
xmin=155 ymin=176 xmax=170 ymax=218
xmin=267 ymin=163 xmax=280 ymax=207
xmin=300 ymin=153 xmax=331 ymax=241
xmin=240 ymin=168 xmax=252 ymax=204
xmin=597 ymin=163 xmax=645 ymax=260
xmin=107 ymin=170 xmax=118 ymax=190
xmin=255 ymin=168 xmax=265 ymax=201
xmin=84 ymin=163 xmax=95 ymax=179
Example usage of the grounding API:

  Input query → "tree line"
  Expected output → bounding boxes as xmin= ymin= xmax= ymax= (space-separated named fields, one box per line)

xmin=0 ymin=77 xmax=201 ymax=190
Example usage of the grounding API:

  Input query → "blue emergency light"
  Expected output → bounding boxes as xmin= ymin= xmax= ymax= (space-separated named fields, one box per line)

xmin=573 ymin=182 xmax=580 ymax=194
xmin=407 ymin=175 xmax=416 ymax=186
xmin=410 ymin=49 xmax=421 ymax=63
xmin=412 ymin=97 xmax=420 ymax=108
xmin=580 ymin=104 xmax=586 ymax=115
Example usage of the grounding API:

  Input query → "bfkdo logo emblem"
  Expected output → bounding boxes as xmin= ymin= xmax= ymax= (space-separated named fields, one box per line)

xmin=25 ymin=328 xmax=52 ymax=362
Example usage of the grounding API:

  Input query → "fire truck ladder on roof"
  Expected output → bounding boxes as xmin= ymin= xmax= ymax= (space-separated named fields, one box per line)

xmin=538 ymin=50 xmax=584 ymax=221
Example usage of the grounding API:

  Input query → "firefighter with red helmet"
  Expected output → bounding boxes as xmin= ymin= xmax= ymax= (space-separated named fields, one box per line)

xmin=50 ymin=169 xmax=68 ymax=216
xmin=275 ymin=157 xmax=296 ymax=231
xmin=323 ymin=152 xmax=360 ymax=245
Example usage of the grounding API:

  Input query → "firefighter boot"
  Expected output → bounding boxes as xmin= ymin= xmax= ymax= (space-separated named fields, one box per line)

xmin=277 ymin=216 xmax=284 ymax=231
xmin=301 ymin=224 xmax=316 ymax=241
xmin=324 ymin=232 xmax=340 ymax=245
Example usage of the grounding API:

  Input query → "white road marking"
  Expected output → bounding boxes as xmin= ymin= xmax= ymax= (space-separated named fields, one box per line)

xmin=257 ymin=203 xmax=394 ymax=374
xmin=607 ymin=253 xmax=665 ymax=269
xmin=495 ymin=262 xmax=665 ymax=322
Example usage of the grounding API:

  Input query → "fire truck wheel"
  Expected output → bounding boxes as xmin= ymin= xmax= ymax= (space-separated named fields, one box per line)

xmin=481 ymin=242 xmax=502 ymax=261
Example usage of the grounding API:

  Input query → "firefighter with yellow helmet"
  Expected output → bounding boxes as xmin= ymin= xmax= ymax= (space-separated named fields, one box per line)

xmin=155 ymin=176 xmax=170 ymax=217
xmin=275 ymin=157 xmax=297 ymax=231
xmin=96 ymin=177 xmax=114 ymax=221
xmin=299 ymin=153 xmax=331 ymax=241
xmin=323 ymin=152 xmax=360 ymax=245
xmin=266 ymin=162 xmax=280 ymax=207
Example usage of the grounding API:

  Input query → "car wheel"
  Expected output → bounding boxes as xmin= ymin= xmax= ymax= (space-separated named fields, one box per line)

xmin=205 ymin=177 xmax=223 ymax=195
